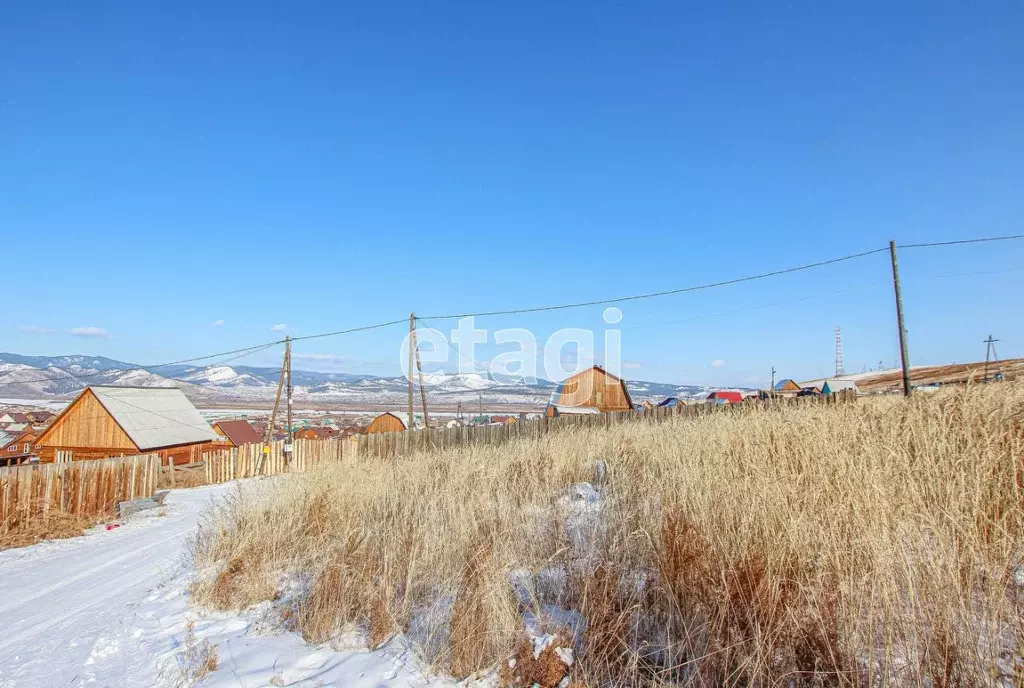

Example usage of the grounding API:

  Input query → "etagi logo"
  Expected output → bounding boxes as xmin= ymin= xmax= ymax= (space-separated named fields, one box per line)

xmin=399 ymin=307 xmax=625 ymax=387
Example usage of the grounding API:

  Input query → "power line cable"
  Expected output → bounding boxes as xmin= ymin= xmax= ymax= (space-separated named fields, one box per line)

xmin=418 ymin=246 xmax=891 ymax=320
xmin=6 ymin=234 xmax=1023 ymax=390
xmin=899 ymin=234 xmax=1024 ymax=249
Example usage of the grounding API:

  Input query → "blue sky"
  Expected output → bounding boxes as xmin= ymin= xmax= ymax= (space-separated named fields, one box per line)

xmin=2 ymin=1 xmax=1022 ymax=386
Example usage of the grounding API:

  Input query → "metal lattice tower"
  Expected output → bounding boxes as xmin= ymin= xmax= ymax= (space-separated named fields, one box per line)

xmin=835 ymin=326 xmax=844 ymax=376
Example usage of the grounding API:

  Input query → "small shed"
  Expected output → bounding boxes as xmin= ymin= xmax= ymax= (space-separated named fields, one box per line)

xmin=821 ymin=379 xmax=858 ymax=395
xmin=33 ymin=386 xmax=217 ymax=465
xmin=366 ymin=412 xmax=406 ymax=434
xmin=212 ymin=419 xmax=263 ymax=447
xmin=549 ymin=366 xmax=634 ymax=413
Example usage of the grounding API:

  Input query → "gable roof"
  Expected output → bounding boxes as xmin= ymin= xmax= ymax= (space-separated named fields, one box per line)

xmin=773 ymin=379 xmax=801 ymax=391
xmin=2 ymin=412 xmax=31 ymax=424
xmin=214 ymin=419 xmax=262 ymax=446
xmin=84 ymin=386 xmax=217 ymax=450
xmin=707 ymin=390 xmax=743 ymax=403
xmin=821 ymin=379 xmax=858 ymax=393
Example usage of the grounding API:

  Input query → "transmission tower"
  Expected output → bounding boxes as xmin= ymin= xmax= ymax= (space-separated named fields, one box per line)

xmin=984 ymin=335 xmax=1000 ymax=382
xmin=834 ymin=327 xmax=844 ymax=376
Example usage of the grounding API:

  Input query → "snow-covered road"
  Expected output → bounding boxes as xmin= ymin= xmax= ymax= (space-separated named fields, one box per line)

xmin=0 ymin=482 xmax=461 ymax=688
xmin=0 ymin=483 xmax=235 ymax=687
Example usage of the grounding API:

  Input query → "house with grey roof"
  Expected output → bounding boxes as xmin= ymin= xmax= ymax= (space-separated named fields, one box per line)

xmin=33 ymin=386 xmax=217 ymax=465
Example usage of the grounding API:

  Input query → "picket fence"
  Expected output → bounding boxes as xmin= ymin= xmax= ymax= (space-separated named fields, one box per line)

xmin=0 ymin=453 xmax=160 ymax=531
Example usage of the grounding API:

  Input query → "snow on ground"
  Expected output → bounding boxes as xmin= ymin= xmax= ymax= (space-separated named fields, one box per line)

xmin=0 ymin=481 xmax=462 ymax=688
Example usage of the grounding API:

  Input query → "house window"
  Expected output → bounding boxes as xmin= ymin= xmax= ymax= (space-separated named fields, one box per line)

xmin=7 ymin=446 xmax=16 ymax=452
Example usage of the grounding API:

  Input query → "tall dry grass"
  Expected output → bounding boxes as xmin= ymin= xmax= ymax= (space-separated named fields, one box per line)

xmin=191 ymin=384 xmax=1024 ymax=686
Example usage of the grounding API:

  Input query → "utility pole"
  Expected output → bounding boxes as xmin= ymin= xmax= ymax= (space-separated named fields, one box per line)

xmin=478 ymin=392 xmax=483 ymax=422
xmin=411 ymin=314 xmax=429 ymax=429
xmin=284 ymin=336 xmax=293 ymax=464
xmin=770 ymin=366 xmax=776 ymax=391
xmin=257 ymin=342 xmax=287 ymax=475
xmin=889 ymin=240 xmax=912 ymax=397
xmin=984 ymin=335 xmax=1000 ymax=382
xmin=407 ymin=313 xmax=415 ymax=432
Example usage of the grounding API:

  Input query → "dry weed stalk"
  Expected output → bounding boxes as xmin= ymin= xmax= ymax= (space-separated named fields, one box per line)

xmin=191 ymin=383 xmax=1024 ymax=685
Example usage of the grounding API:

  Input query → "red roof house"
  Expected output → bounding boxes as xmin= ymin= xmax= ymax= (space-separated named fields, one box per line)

xmin=706 ymin=390 xmax=743 ymax=404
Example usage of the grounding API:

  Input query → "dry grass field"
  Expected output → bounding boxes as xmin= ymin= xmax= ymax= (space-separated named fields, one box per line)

xmin=191 ymin=383 xmax=1024 ymax=686
xmin=850 ymin=358 xmax=1024 ymax=394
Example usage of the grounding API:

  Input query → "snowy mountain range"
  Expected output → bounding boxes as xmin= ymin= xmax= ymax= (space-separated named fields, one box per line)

xmin=0 ymin=353 xmax=738 ymax=408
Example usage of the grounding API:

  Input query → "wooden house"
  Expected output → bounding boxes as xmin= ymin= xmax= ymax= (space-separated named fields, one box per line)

xmin=548 ymin=366 xmax=634 ymax=414
xmin=1 ymin=427 xmax=38 ymax=466
xmin=212 ymin=419 xmax=263 ymax=447
xmin=33 ymin=386 xmax=218 ymax=465
xmin=26 ymin=410 xmax=56 ymax=424
xmin=772 ymin=379 xmax=802 ymax=396
xmin=366 ymin=412 xmax=406 ymax=434
xmin=295 ymin=426 xmax=336 ymax=440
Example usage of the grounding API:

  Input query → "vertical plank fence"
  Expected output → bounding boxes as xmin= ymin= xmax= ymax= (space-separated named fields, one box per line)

xmin=1 ymin=453 xmax=160 ymax=533
xmin=192 ymin=390 xmax=859 ymax=483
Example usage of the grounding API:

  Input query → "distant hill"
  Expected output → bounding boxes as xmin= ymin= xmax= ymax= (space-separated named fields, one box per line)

xmin=803 ymin=358 xmax=1024 ymax=393
xmin=0 ymin=353 xmax=741 ymax=409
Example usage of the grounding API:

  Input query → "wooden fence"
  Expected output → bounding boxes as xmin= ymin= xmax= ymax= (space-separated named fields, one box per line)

xmin=189 ymin=390 xmax=859 ymax=482
xmin=1 ymin=453 xmax=160 ymax=530
xmin=355 ymin=388 xmax=858 ymax=457
xmin=201 ymin=437 xmax=346 ymax=484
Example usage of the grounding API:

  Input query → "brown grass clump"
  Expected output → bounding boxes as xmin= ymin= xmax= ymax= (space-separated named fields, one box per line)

xmin=191 ymin=383 xmax=1024 ymax=685
xmin=0 ymin=501 xmax=101 ymax=550
xmin=179 ymin=621 xmax=219 ymax=685
xmin=501 ymin=632 xmax=575 ymax=687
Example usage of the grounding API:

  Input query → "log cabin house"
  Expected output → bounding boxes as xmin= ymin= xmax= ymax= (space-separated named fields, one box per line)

xmin=546 ymin=365 xmax=634 ymax=415
xmin=366 ymin=412 xmax=406 ymax=434
xmin=33 ymin=386 xmax=218 ymax=465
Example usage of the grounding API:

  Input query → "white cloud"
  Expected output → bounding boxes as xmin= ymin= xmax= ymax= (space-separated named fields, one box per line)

xmin=211 ymin=319 xmax=225 ymax=327
xmin=19 ymin=325 xmax=57 ymax=334
xmin=623 ymin=361 xmax=641 ymax=369
xmin=270 ymin=324 xmax=288 ymax=332
xmin=294 ymin=353 xmax=345 ymax=362
xmin=70 ymin=326 xmax=111 ymax=339
xmin=711 ymin=359 xmax=726 ymax=368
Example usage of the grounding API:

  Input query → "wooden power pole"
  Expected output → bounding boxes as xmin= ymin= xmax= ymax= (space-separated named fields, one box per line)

xmin=410 ymin=314 xmax=429 ymax=429
xmin=284 ymin=335 xmax=293 ymax=464
xmin=889 ymin=240 xmax=912 ymax=397
xmin=408 ymin=313 xmax=415 ymax=431
xmin=257 ymin=342 xmax=287 ymax=475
